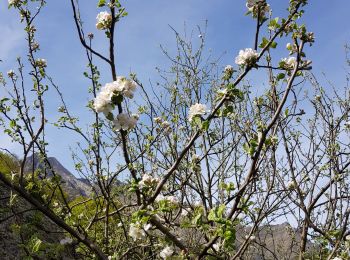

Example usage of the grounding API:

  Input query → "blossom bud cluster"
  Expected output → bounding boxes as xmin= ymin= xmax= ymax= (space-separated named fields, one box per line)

xmin=96 ymin=11 xmax=112 ymax=30
xmin=138 ymin=174 xmax=160 ymax=189
xmin=224 ymin=65 xmax=234 ymax=74
xmin=280 ymin=57 xmax=312 ymax=70
xmin=7 ymin=70 xmax=15 ymax=78
xmin=235 ymin=48 xmax=259 ymax=67
xmin=8 ymin=0 xmax=20 ymax=6
xmin=128 ymin=223 xmax=151 ymax=241
xmin=113 ymin=113 xmax=138 ymax=131
xmin=188 ymin=103 xmax=208 ymax=122
xmin=286 ymin=43 xmax=298 ymax=53
xmin=60 ymin=237 xmax=73 ymax=245
xmin=31 ymin=42 xmax=40 ymax=52
xmin=154 ymin=117 xmax=171 ymax=133
xmin=155 ymin=194 xmax=179 ymax=205
xmin=160 ymin=246 xmax=174 ymax=259
xmin=35 ymin=58 xmax=47 ymax=68
xmin=246 ymin=0 xmax=270 ymax=18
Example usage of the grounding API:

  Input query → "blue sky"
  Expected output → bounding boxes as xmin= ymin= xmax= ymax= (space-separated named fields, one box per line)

xmin=0 ymin=0 xmax=349 ymax=172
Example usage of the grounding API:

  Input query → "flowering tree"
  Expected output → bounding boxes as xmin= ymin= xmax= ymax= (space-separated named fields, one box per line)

xmin=1 ymin=0 xmax=350 ymax=259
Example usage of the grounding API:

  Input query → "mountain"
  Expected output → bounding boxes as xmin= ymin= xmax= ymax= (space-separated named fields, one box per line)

xmin=24 ymin=154 xmax=91 ymax=198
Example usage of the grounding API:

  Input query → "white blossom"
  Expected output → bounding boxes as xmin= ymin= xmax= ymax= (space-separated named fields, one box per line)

xmin=180 ymin=208 xmax=189 ymax=217
xmin=287 ymin=180 xmax=296 ymax=190
xmin=144 ymin=223 xmax=152 ymax=231
xmin=35 ymin=58 xmax=47 ymax=68
xmin=246 ymin=0 xmax=270 ymax=17
xmin=188 ymin=103 xmax=208 ymax=122
xmin=224 ymin=65 xmax=234 ymax=74
xmin=96 ymin=11 xmax=112 ymax=30
xmin=129 ymin=223 xmax=146 ymax=241
xmin=60 ymin=237 xmax=73 ymax=245
xmin=7 ymin=70 xmax=15 ymax=78
xmin=161 ymin=121 xmax=171 ymax=129
xmin=115 ymin=76 xmax=137 ymax=98
xmin=286 ymin=43 xmax=298 ymax=53
xmin=139 ymin=174 xmax=159 ymax=188
xmin=155 ymin=194 xmax=179 ymax=204
xmin=93 ymin=90 xmax=113 ymax=115
xmin=113 ymin=113 xmax=138 ymax=131
xmin=103 ymin=77 xmax=137 ymax=99
xmin=281 ymin=57 xmax=297 ymax=70
xmin=213 ymin=243 xmax=220 ymax=251
xmin=281 ymin=57 xmax=312 ymax=70
xmin=235 ymin=48 xmax=259 ymax=66
xmin=160 ymin=246 xmax=174 ymax=259
xmin=154 ymin=117 xmax=163 ymax=124
xmin=332 ymin=258 xmax=343 ymax=260
xmin=8 ymin=0 xmax=19 ymax=5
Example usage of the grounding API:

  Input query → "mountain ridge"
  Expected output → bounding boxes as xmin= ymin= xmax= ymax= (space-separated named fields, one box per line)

xmin=24 ymin=154 xmax=91 ymax=198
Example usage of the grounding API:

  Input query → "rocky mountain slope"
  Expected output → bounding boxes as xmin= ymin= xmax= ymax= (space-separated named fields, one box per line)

xmin=24 ymin=154 xmax=91 ymax=198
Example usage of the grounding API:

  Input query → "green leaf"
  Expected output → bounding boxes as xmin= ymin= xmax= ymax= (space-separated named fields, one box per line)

xmin=270 ymin=41 xmax=278 ymax=49
xmin=268 ymin=17 xmax=280 ymax=31
xmin=259 ymin=37 xmax=269 ymax=49
xmin=201 ymin=120 xmax=210 ymax=131
xmin=97 ymin=0 xmax=106 ymax=7
xmin=284 ymin=108 xmax=289 ymax=117
xmin=106 ymin=112 xmax=114 ymax=121
xmin=31 ymin=237 xmax=42 ymax=253
xmin=276 ymin=73 xmax=285 ymax=80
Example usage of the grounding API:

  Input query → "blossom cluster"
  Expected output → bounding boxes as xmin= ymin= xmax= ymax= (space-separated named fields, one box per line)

xmin=155 ymin=194 xmax=179 ymax=205
xmin=35 ymin=58 xmax=47 ymax=68
xmin=60 ymin=237 xmax=73 ymax=245
xmin=235 ymin=48 xmax=259 ymax=67
xmin=188 ymin=103 xmax=208 ymax=122
xmin=93 ymin=77 xmax=138 ymax=129
xmin=138 ymin=174 xmax=160 ymax=189
xmin=113 ymin=113 xmax=138 ymax=131
xmin=280 ymin=57 xmax=312 ymax=70
xmin=154 ymin=117 xmax=171 ymax=134
xmin=224 ymin=65 xmax=234 ymax=75
xmin=246 ymin=0 xmax=270 ymax=18
xmin=8 ymin=0 xmax=19 ymax=6
xmin=96 ymin=11 xmax=112 ymax=30
xmin=7 ymin=70 xmax=15 ymax=78
xmin=160 ymin=246 xmax=174 ymax=259
xmin=94 ymin=77 xmax=136 ymax=114
xmin=128 ymin=223 xmax=152 ymax=241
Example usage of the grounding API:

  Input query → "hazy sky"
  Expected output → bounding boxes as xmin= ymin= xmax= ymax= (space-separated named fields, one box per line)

xmin=0 ymin=0 xmax=349 ymax=172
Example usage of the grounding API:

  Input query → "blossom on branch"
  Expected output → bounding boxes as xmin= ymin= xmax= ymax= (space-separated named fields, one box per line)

xmin=93 ymin=77 xmax=137 ymax=115
xmin=129 ymin=223 xmax=146 ymax=241
xmin=8 ymin=0 xmax=19 ymax=6
xmin=93 ymin=90 xmax=113 ymax=115
xmin=235 ymin=48 xmax=259 ymax=67
xmin=113 ymin=113 xmax=138 ymax=131
xmin=35 ymin=58 xmax=47 ymax=68
xmin=139 ymin=174 xmax=160 ymax=188
xmin=160 ymin=246 xmax=174 ymax=259
xmin=246 ymin=0 xmax=270 ymax=18
xmin=96 ymin=11 xmax=112 ymax=30
xmin=155 ymin=194 xmax=179 ymax=205
xmin=188 ymin=103 xmax=208 ymax=122
xmin=60 ymin=237 xmax=73 ymax=245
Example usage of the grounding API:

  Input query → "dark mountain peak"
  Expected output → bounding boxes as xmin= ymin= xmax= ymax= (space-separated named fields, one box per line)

xmin=24 ymin=153 xmax=91 ymax=198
